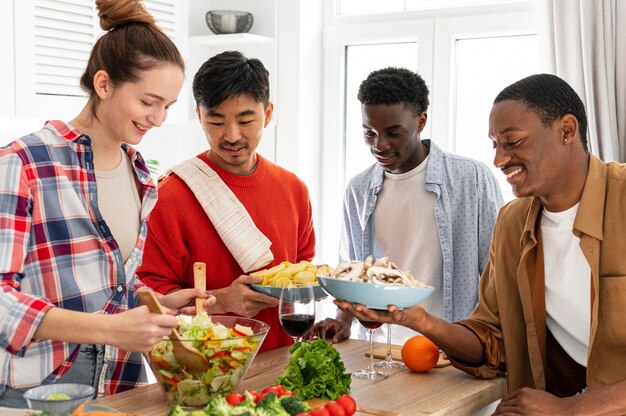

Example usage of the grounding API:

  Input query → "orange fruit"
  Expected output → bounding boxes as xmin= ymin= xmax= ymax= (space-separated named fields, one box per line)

xmin=401 ymin=335 xmax=439 ymax=372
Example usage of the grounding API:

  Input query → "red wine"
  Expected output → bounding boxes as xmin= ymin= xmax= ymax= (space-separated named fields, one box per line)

xmin=358 ymin=319 xmax=383 ymax=329
xmin=280 ymin=314 xmax=315 ymax=337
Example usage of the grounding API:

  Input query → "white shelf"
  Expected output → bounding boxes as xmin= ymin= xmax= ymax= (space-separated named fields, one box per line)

xmin=189 ymin=33 xmax=274 ymax=46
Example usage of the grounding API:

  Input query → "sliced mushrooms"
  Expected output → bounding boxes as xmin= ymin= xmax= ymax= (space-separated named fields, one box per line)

xmin=329 ymin=256 xmax=430 ymax=288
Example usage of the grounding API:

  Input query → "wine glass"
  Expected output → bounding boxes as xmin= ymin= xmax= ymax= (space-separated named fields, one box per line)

xmin=375 ymin=323 xmax=405 ymax=369
xmin=353 ymin=319 xmax=388 ymax=380
xmin=279 ymin=282 xmax=316 ymax=342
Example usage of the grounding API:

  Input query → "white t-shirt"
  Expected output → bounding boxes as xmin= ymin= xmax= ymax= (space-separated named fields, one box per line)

xmin=95 ymin=150 xmax=141 ymax=263
xmin=370 ymin=157 xmax=443 ymax=344
xmin=541 ymin=203 xmax=590 ymax=366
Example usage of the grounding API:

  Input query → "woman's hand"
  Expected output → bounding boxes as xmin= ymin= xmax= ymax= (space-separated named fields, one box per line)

xmin=103 ymin=306 xmax=179 ymax=352
xmin=158 ymin=288 xmax=216 ymax=315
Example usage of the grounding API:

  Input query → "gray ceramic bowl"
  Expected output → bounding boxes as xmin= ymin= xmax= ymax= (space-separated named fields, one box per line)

xmin=23 ymin=383 xmax=95 ymax=414
xmin=249 ymin=283 xmax=328 ymax=300
xmin=206 ymin=10 xmax=253 ymax=34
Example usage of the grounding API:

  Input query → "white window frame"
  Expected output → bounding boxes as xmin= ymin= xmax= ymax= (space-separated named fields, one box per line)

xmin=11 ymin=0 xmax=180 ymax=121
xmin=319 ymin=1 xmax=536 ymax=263
xmin=430 ymin=10 xmax=537 ymax=153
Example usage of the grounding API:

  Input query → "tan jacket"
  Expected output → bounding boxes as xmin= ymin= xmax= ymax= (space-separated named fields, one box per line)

xmin=450 ymin=155 xmax=626 ymax=393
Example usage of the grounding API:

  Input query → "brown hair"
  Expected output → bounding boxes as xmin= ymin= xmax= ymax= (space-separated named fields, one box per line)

xmin=80 ymin=0 xmax=185 ymax=116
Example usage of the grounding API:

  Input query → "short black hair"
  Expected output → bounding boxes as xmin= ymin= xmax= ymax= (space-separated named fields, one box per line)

xmin=357 ymin=67 xmax=429 ymax=117
xmin=494 ymin=73 xmax=588 ymax=152
xmin=192 ymin=50 xmax=270 ymax=109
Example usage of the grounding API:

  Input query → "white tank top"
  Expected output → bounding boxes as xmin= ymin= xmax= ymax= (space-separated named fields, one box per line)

xmin=95 ymin=149 xmax=141 ymax=263
xmin=541 ymin=203 xmax=590 ymax=366
xmin=371 ymin=157 xmax=443 ymax=344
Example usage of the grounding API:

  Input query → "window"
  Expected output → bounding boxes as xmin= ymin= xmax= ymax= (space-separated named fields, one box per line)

xmin=450 ymin=34 xmax=539 ymax=202
xmin=319 ymin=2 xmax=538 ymax=263
xmin=337 ymin=0 xmax=525 ymax=15
xmin=12 ymin=0 xmax=177 ymax=120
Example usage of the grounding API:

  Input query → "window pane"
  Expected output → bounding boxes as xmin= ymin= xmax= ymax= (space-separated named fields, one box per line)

xmin=344 ymin=43 xmax=418 ymax=183
xmin=452 ymin=34 xmax=538 ymax=202
xmin=405 ymin=0 xmax=523 ymax=10
xmin=339 ymin=0 xmax=404 ymax=15
xmin=338 ymin=0 xmax=525 ymax=15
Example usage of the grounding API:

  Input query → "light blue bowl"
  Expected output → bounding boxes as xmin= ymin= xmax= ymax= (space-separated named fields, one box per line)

xmin=24 ymin=383 xmax=95 ymax=414
xmin=317 ymin=276 xmax=435 ymax=310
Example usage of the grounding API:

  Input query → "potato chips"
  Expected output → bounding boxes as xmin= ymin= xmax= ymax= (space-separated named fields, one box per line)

xmin=250 ymin=261 xmax=331 ymax=287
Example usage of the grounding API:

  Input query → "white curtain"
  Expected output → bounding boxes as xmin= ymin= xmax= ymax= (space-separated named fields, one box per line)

xmin=537 ymin=0 xmax=626 ymax=162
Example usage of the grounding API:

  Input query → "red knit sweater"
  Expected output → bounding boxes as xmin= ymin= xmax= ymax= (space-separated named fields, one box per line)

xmin=137 ymin=153 xmax=316 ymax=352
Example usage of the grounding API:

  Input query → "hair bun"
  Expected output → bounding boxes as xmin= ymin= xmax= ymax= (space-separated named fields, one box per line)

xmin=96 ymin=0 xmax=156 ymax=31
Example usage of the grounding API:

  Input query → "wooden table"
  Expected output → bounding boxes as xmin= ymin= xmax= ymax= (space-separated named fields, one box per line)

xmin=94 ymin=340 xmax=506 ymax=415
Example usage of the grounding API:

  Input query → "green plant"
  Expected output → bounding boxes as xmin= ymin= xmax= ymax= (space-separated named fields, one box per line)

xmin=145 ymin=159 xmax=161 ymax=176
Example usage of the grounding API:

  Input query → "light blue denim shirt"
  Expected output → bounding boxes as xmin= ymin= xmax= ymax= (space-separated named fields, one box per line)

xmin=339 ymin=140 xmax=504 ymax=322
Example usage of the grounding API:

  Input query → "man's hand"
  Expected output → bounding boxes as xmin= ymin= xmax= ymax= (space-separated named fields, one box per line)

xmin=210 ymin=274 xmax=279 ymax=317
xmin=307 ymin=317 xmax=351 ymax=343
xmin=493 ymin=388 xmax=578 ymax=415
xmin=495 ymin=382 xmax=626 ymax=416
xmin=334 ymin=300 xmax=428 ymax=331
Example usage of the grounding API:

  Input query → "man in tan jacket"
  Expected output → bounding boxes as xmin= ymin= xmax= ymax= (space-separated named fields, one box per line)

xmin=335 ymin=73 xmax=626 ymax=414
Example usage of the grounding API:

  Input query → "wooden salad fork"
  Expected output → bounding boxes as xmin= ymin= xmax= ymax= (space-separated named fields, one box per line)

xmin=137 ymin=287 xmax=208 ymax=372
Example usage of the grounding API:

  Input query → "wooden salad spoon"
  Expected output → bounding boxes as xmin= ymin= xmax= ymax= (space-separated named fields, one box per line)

xmin=136 ymin=287 xmax=208 ymax=372
xmin=193 ymin=262 xmax=207 ymax=316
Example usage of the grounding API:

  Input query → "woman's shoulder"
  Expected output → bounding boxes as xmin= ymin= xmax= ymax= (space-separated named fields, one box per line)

xmin=1 ymin=124 xmax=68 ymax=165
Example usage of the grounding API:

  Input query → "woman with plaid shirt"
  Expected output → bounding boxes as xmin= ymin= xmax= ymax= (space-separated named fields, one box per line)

xmin=0 ymin=0 xmax=214 ymax=408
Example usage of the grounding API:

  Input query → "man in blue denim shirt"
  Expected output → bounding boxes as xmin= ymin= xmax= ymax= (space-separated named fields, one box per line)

xmin=311 ymin=68 xmax=503 ymax=343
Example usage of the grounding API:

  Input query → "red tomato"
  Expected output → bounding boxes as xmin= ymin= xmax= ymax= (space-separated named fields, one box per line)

xmin=225 ymin=392 xmax=244 ymax=406
xmin=336 ymin=395 xmax=357 ymax=416
xmin=232 ymin=327 xmax=248 ymax=337
xmin=296 ymin=414 xmax=311 ymax=416
xmin=282 ymin=390 xmax=297 ymax=397
xmin=310 ymin=408 xmax=330 ymax=416
xmin=325 ymin=401 xmax=346 ymax=416
xmin=262 ymin=385 xmax=286 ymax=397
xmin=248 ymin=390 xmax=261 ymax=403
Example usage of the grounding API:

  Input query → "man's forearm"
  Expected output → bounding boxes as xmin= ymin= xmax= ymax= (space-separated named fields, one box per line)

xmin=418 ymin=315 xmax=484 ymax=364
xmin=204 ymin=287 xmax=232 ymax=314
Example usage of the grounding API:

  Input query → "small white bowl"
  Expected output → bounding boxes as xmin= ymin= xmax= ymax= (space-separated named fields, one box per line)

xmin=23 ymin=383 xmax=95 ymax=414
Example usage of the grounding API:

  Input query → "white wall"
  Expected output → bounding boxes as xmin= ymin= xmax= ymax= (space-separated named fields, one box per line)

xmin=275 ymin=0 xmax=324 ymax=262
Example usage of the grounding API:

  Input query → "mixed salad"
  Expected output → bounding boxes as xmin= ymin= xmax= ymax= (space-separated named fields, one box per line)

xmin=148 ymin=313 xmax=261 ymax=407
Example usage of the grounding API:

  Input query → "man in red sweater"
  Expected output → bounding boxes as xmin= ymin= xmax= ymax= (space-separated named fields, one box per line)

xmin=137 ymin=51 xmax=316 ymax=352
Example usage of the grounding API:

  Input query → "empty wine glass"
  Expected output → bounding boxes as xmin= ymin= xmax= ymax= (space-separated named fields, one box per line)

xmin=375 ymin=323 xmax=405 ymax=369
xmin=353 ymin=319 xmax=388 ymax=380
xmin=279 ymin=282 xmax=316 ymax=342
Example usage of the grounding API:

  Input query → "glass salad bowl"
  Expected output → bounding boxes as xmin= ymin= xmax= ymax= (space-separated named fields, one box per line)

xmin=145 ymin=314 xmax=269 ymax=408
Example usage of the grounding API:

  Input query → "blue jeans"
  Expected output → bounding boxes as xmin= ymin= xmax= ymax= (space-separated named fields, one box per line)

xmin=0 ymin=344 xmax=104 ymax=409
